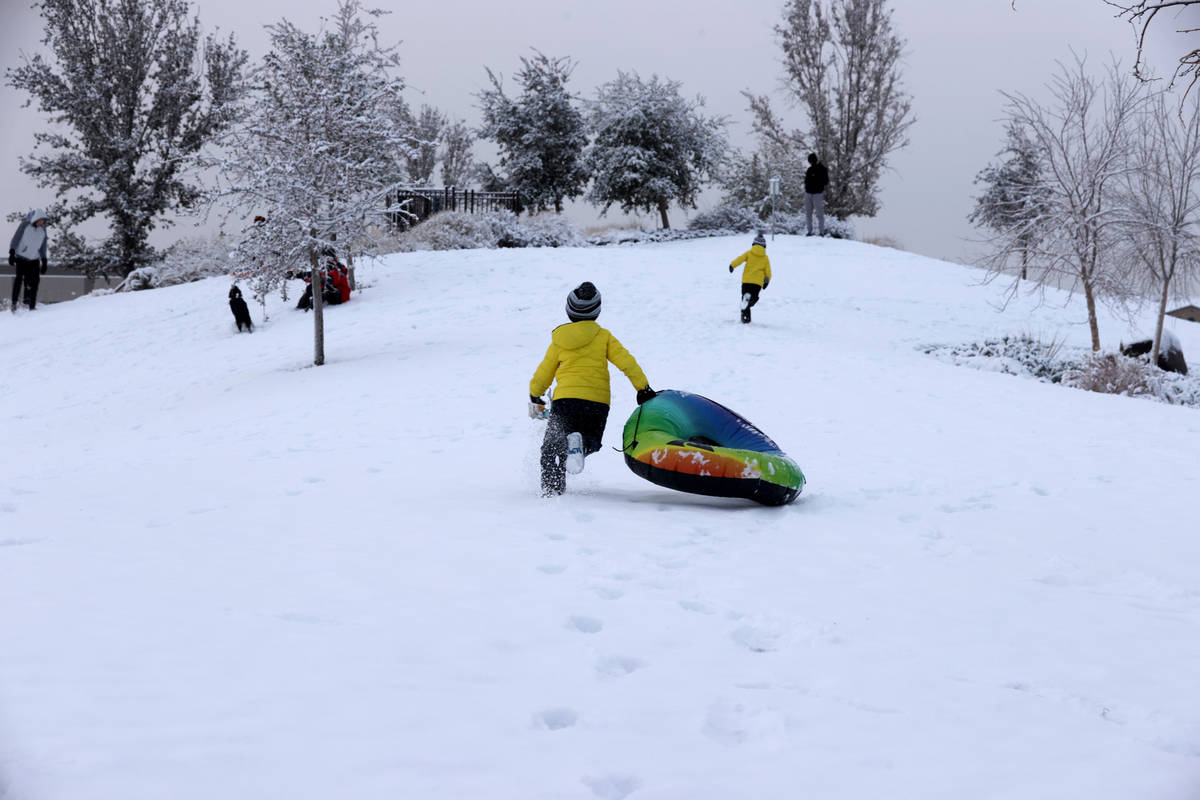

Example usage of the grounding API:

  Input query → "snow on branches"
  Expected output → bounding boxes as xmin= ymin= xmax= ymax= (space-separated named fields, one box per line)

xmin=6 ymin=0 xmax=247 ymax=276
xmin=206 ymin=0 xmax=417 ymax=365
xmin=586 ymin=72 xmax=728 ymax=230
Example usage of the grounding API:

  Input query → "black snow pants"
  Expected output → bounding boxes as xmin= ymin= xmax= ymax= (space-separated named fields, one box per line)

xmin=540 ymin=397 xmax=609 ymax=496
xmin=740 ymin=282 xmax=761 ymax=323
xmin=12 ymin=258 xmax=41 ymax=310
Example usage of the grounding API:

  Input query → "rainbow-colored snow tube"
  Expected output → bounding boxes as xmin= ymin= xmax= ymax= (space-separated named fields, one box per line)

xmin=621 ymin=390 xmax=804 ymax=506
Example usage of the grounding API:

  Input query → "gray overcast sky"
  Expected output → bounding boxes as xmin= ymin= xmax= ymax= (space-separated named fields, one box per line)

xmin=0 ymin=0 xmax=1190 ymax=263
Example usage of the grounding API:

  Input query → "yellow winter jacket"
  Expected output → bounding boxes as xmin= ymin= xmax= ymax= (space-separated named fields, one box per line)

xmin=530 ymin=321 xmax=649 ymax=405
xmin=730 ymin=244 xmax=772 ymax=287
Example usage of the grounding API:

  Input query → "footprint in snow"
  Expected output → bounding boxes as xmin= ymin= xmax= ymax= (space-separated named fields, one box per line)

xmin=582 ymin=774 xmax=641 ymax=800
xmin=534 ymin=708 xmax=578 ymax=730
xmin=595 ymin=655 xmax=644 ymax=678
xmin=566 ymin=615 xmax=604 ymax=634
xmin=594 ymin=585 xmax=624 ymax=600
xmin=679 ymin=599 xmax=715 ymax=615
xmin=703 ymin=699 xmax=788 ymax=747
xmin=731 ymin=625 xmax=780 ymax=653
xmin=538 ymin=564 xmax=566 ymax=575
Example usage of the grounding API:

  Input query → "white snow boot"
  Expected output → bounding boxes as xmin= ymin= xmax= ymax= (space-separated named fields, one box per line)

xmin=565 ymin=432 xmax=585 ymax=474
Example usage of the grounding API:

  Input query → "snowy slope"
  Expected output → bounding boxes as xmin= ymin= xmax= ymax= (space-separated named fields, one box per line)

xmin=2 ymin=235 xmax=1198 ymax=799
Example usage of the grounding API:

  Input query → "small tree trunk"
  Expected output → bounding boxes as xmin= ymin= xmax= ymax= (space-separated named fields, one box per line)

xmin=347 ymin=252 xmax=356 ymax=292
xmin=658 ymin=200 xmax=671 ymax=230
xmin=1083 ymin=277 xmax=1101 ymax=352
xmin=311 ymin=248 xmax=325 ymax=366
xmin=1152 ymin=277 xmax=1171 ymax=366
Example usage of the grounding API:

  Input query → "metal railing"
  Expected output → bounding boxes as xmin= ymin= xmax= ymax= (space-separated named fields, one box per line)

xmin=386 ymin=188 xmax=521 ymax=227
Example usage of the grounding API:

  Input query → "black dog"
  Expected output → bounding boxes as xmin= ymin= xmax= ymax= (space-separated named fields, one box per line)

xmin=229 ymin=285 xmax=254 ymax=332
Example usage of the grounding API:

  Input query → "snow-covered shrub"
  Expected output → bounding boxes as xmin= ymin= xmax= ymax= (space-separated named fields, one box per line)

xmin=363 ymin=225 xmax=411 ymax=256
xmin=765 ymin=212 xmax=855 ymax=239
xmin=688 ymin=205 xmax=762 ymax=233
xmin=115 ymin=266 xmax=161 ymax=292
xmin=921 ymin=334 xmax=1075 ymax=382
xmin=399 ymin=211 xmax=500 ymax=251
xmin=159 ymin=235 xmax=239 ymax=285
xmin=924 ymin=335 xmax=1200 ymax=408
xmin=1062 ymin=353 xmax=1165 ymax=399
xmin=394 ymin=210 xmax=586 ymax=251
xmin=515 ymin=213 xmax=586 ymax=247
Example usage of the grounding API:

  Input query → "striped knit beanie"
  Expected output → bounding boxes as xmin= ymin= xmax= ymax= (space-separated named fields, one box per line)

xmin=753 ymin=232 xmax=766 ymax=248
xmin=566 ymin=281 xmax=602 ymax=321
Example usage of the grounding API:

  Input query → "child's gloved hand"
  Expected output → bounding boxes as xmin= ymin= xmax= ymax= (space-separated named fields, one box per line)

xmin=728 ymin=264 xmax=735 ymax=273
xmin=528 ymin=396 xmax=547 ymax=419
xmin=636 ymin=387 xmax=658 ymax=405
xmin=762 ymin=278 xmax=769 ymax=290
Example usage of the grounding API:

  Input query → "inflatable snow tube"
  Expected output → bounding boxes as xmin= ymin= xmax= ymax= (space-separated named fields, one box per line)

xmin=621 ymin=390 xmax=804 ymax=506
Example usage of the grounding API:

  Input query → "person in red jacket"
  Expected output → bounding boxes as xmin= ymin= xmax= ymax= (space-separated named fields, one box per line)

xmin=330 ymin=263 xmax=351 ymax=304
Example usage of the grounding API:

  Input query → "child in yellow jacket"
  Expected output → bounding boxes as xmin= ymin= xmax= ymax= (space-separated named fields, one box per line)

xmin=729 ymin=232 xmax=771 ymax=323
xmin=529 ymin=281 xmax=656 ymax=497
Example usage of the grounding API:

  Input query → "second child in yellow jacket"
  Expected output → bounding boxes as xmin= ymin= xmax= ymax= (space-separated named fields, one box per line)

xmin=729 ymin=232 xmax=772 ymax=324
xmin=529 ymin=281 xmax=656 ymax=497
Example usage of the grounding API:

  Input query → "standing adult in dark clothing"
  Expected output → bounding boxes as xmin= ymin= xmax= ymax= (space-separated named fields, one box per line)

xmin=8 ymin=208 xmax=49 ymax=311
xmin=804 ymin=153 xmax=829 ymax=237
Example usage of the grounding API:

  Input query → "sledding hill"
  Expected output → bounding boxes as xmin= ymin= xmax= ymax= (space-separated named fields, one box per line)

xmin=2 ymin=235 xmax=1198 ymax=799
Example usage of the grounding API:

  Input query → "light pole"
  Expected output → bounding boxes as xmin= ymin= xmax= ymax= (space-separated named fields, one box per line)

xmin=768 ymin=175 xmax=781 ymax=240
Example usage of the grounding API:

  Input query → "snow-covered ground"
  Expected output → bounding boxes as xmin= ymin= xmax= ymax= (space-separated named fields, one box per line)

xmin=2 ymin=235 xmax=1198 ymax=799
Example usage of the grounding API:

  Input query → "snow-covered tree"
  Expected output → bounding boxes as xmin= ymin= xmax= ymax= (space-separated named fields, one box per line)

xmin=718 ymin=152 xmax=774 ymax=218
xmin=969 ymin=120 xmax=1048 ymax=280
xmin=1123 ymin=89 xmax=1200 ymax=364
xmin=6 ymin=0 xmax=246 ymax=276
xmin=477 ymin=51 xmax=589 ymax=213
xmin=585 ymin=72 xmax=727 ymax=229
xmin=719 ymin=96 xmax=812 ymax=219
xmin=397 ymin=103 xmax=445 ymax=185
xmin=747 ymin=0 xmax=914 ymax=220
xmin=980 ymin=55 xmax=1146 ymax=352
xmin=209 ymin=0 xmax=414 ymax=366
xmin=440 ymin=119 xmax=476 ymax=188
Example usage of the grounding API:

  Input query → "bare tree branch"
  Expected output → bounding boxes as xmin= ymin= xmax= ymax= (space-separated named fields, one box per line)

xmin=1103 ymin=1 xmax=1200 ymax=99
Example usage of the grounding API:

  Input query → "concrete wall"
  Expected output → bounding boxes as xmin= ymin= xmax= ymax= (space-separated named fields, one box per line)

xmin=1 ymin=269 xmax=120 ymax=305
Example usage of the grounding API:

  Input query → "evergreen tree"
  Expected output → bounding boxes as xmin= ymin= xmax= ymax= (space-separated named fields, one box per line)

xmin=6 ymin=0 xmax=246 ymax=276
xmin=477 ymin=51 xmax=589 ymax=213
xmin=209 ymin=0 xmax=414 ymax=366
xmin=969 ymin=120 xmax=1048 ymax=280
xmin=586 ymin=72 xmax=727 ymax=229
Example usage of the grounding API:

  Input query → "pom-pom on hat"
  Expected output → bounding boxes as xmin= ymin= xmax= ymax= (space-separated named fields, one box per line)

xmin=566 ymin=281 xmax=602 ymax=321
xmin=753 ymin=232 xmax=766 ymax=248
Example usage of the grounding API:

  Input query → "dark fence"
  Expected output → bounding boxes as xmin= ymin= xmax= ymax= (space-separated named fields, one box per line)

xmin=386 ymin=188 xmax=521 ymax=227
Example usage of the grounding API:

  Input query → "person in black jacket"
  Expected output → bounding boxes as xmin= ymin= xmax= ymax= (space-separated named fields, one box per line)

xmin=8 ymin=208 xmax=49 ymax=311
xmin=804 ymin=153 xmax=829 ymax=237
